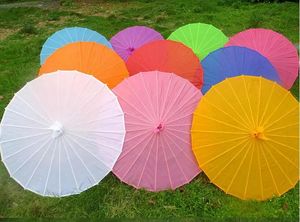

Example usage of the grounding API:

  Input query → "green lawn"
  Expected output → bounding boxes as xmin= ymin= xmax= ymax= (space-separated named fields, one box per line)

xmin=0 ymin=0 xmax=299 ymax=220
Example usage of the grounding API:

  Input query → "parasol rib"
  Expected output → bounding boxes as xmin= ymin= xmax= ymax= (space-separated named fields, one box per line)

xmin=242 ymin=77 xmax=256 ymax=128
xmin=267 ymin=138 xmax=298 ymax=151
xmin=243 ymin=142 xmax=255 ymax=199
xmin=260 ymin=145 xmax=280 ymax=195
xmin=225 ymin=141 xmax=252 ymax=194
xmin=64 ymin=137 xmax=97 ymax=183
xmin=2 ymin=136 xmax=47 ymax=161
xmin=199 ymin=138 xmax=249 ymax=168
xmin=117 ymin=133 xmax=155 ymax=180
xmin=163 ymin=135 xmax=188 ymax=181
xmin=266 ymin=142 xmax=298 ymax=169
xmin=213 ymin=87 xmax=250 ymax=128
xmin=69 ymin=113 xmax=124 ymax=128
xmin=194 ymin=113 xmax=248 ymax=132
xmin=15 ymin=94 xmax=51 ymax=124
xmin=160 ymin=134 xmax=174 ymax=189
xmin=256 ymin=142 xmax=264 ymax=200
xmin=200 ymin=97 xmax=249 ymax=130
xmin=263 ymin=92 xmax=289 ymax=127
xmin=62 ymin=137 xmax=79 ymax=192
xmin=0 ymin=132 xmax=49 ymax=144
xmin=258 ymin=83 xmax=275 ymax=126
xmin=24 ymin=139 xmax=53 ymax=188
xmin=264 ymin=106 xmax=298 ymax=130
xmin=5 ymin=108 xmax=48 ymax=127
xmin=43 ymin=139 xmax=58 ymax=195
xmin=193 ymin=135 xmax=249 ymax=149
xmin=264 ymin=143 xmax=294 ymax=186
xmin=67 ymin=136 xmax=111 ymax=171
xmin=165 ymin=133 xmax=197 ymax=164
xmin=11 ymin=138 xmax=51 ymax=176
xmin=136 ymin=135 xmax=156 ymax=188
xmin=226 ymin=80 xmax=253 ymax=126
xmin=68 ymin=131 xmax=121 ymax=152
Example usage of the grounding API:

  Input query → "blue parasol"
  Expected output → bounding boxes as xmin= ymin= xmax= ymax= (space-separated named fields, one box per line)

xmin=40 ymin=27 xmax=112 ymax=64
xmin=201 ymin=46 xmax=281 ymax=94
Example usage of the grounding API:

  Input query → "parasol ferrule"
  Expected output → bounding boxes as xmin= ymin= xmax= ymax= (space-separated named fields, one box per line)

xmin=251 ymin=127 xmax=269 ymax=141
xmin=49 ymin=121 xmax=64 ymax=139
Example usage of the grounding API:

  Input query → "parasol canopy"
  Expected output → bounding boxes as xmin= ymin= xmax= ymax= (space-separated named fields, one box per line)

xmin=40 ymin=27 xmax=112 ymax=65
xmin=39 ymin=42 xmax=128 ymax=89
xmin=113 ymin=71 xmax=202 ymax=191
xmin=201 ymin=46 xmax=280 ymax=94
xmin=168 ymin=23 xmax=228 ymax=60
xmin=126 ymin=40 xmax=203 ymax=89
xmin=0 ymin=70 xmax=125 ymax=197
xmin=191 ymin=75 xmax=299 ymax=200
xmin=110 ymin=26 xmax=164 ymax=61
xmin=226 ymin=28 xmax=299 ymax=89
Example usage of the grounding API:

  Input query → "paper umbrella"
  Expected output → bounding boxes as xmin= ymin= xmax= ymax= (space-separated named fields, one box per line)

xmin=113 ymin=71 xmax=202 ymax=191
xmin=0 ymin=70 xmax=125 ymax=197
xmin=226 ymin=28 xmax=299 ymax=89
xmin=201 ymin=46 xmax=281 ymax=94
xmin=126 ymin=40 xmax=204 ymax=89
xmin=191 ymin=75 xmax=299 ymax=200
xmin=168 ymin=22 xmax=228 ymax=60
xmin=110 ymin=26 xmax=164 ymax=61
xmin=40 ymin=27 xmax=112 ymax=65
xmin=39 ymin=42 xmax=128 ymax=89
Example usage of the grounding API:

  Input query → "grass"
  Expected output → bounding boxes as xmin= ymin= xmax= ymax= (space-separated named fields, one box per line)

xmin=0 ymin=0 xmax=299 ymax=220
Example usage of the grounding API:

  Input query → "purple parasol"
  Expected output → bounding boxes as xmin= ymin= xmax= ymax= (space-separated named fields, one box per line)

xmin=110 ymin=26 xmax=164 ymax=61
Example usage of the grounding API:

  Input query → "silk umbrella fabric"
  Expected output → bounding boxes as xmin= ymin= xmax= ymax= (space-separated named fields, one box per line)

xmin=39 ymin=42 xmax=128 ymax=89
xmin=191 ymin=76 xmax=299 ymax=200
xmin=0 ymin=70 xmax=125 ymax=197
xmin=113 ymin=71 xmax=202 ymax=191
xmin=201 ymin=46 xmax=280 ymax=94
xmin=226 ymin=28 xmax=299 ymax=89
xmin=126 ymin=40 xmax=204 ymax=89
xmin=40 ymin=27 xmax=112 ymax=65
xmin=110 ymin=26 xmax=164 ymax=61
xmin=168 ymin=23 xmax=228 ymax=60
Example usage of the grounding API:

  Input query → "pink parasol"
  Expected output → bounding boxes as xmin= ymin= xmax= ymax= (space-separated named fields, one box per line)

xmin=112 ymin=71 xmax=202 ymax=191
xmin=226 ymin=28 xmax=299 ymax=89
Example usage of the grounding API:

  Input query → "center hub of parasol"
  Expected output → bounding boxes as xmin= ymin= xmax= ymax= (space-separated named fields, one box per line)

xmin=127 ymin=47 xmax=135 ymax=54
xmin=49 ymin=121 xmax=64 ymax=139
xmin=154 ymin=123 xmax=164 ymax=133
xmin=251 ymin=127 xmax=268 ymax=141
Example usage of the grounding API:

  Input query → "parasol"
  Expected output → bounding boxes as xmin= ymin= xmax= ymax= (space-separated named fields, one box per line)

xmin=110 ymin=26 xmax=163 ymax=61
xmin=0 ymin=70 xmax=125 ymax=197
xmin=113 ymin=71 xmax=202 ymax=191
xmin=126 ymin=40 xmax=203 ymax=89
xmin=39 ymin=42 xmax=128 ymax=89
xmin=226 ymin=28 xmax=299 ymax=89
xmin=201 ymin=46 xmax=280 ymax=94
xmin=40 ymin=27 xmax=112 ymax=65
xmin=191 ymin=75 xmax=299 ymax=200
xmin=168 ymin=23 xmax=228 ymax=60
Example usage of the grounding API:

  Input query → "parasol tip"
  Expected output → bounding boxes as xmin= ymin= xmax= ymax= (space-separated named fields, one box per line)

xmin=127 ymin=47 xmax=135 ymax=54
xmin=49 ymin=121 xmax=64 ymax=139
xmin=251 ymin=127 xmax=268 ymax=141
xmin=154 ymin=123 xmax=164 ymax=133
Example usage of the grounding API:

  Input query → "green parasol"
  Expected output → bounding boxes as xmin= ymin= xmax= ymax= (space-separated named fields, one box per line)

xmin=168 ymin=23 xmax=228 ymax=60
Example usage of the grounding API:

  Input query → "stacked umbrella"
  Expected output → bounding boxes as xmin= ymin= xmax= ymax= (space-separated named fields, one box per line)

xmin=0 ymin=24 xmax=298 ymax=201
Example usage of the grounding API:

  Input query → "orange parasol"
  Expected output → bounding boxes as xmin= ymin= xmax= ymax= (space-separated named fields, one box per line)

xmin=39 ymin=42 xmax=128 ymax=88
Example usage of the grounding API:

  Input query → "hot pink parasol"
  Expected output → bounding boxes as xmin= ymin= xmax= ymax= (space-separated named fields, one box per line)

xmin=226 ymin=28 xmax=299 ymax=89
xmin=112 ymin=71 xmax=202 ymax=191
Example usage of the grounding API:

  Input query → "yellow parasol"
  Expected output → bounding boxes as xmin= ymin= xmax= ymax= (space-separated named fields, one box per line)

xmin=191 ymin=75 xmax=299 ymax=200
